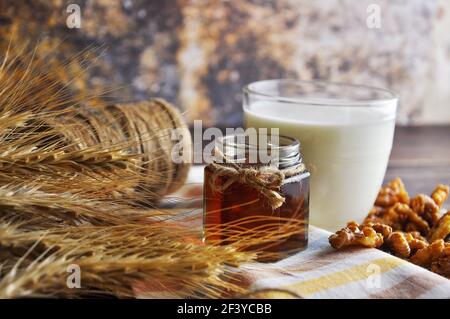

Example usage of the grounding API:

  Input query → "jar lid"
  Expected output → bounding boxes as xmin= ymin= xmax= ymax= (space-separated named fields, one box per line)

xmin=215 ymin=134 xmax=301 ymax=169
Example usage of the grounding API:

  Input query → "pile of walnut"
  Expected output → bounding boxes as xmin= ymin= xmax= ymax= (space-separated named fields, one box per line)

xmin=329 ymin=178 xmax=450 ymax=279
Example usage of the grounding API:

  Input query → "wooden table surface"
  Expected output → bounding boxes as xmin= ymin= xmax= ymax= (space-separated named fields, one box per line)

xmin=189 ymin=125 xmax=450 ymax=210
xmin=386 ymin=126 xmax=450 ymax=209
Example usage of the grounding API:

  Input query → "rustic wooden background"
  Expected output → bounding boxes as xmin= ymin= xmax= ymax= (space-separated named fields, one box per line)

xmin=386 ymin=126 xmax=450 ymax=204
xmin=1 ymin=1 xmax=449 ymax=205
xmin=1 ymin=0 xmax=450 ymax=127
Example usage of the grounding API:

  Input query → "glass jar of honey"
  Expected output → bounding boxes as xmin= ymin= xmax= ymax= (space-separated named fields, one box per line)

xmin=203 ymin=134 xmax=310 ymax=261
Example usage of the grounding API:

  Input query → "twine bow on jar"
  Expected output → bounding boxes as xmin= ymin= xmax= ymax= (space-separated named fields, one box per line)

xmin=208 ymin=149 xmax=306 ymax=211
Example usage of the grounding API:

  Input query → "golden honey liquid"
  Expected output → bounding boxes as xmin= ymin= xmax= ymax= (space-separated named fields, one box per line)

xmin=203 ymin=164 xmax=310 ymax=261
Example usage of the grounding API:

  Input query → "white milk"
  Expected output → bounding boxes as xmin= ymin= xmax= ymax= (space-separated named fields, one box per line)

xmin=244 ymin=101 xmax=395 ymax=231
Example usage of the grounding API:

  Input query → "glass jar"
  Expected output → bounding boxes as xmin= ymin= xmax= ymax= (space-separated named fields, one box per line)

xmin=203 ymin=134 xmax=310 ymax=261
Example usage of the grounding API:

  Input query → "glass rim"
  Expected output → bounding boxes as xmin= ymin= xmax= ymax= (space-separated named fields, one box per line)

xmin=217 ymin=134 xmax=299 ymax=151
xmin=243 ymin=79 xmax=398 ymax=107
xmin=216 ymin=134 xmax=301 ymax=166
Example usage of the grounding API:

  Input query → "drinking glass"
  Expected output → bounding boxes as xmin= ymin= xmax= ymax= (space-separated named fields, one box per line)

xmin=243 ymin=79 xmax=398 ymax=230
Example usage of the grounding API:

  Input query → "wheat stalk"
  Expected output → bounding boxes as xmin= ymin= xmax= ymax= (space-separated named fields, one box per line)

xmin=0 ymin=222 xmax=254 ymax=298
xmin=0 ymin=38 xmax=191 ymax=198
xmin=0 ymin=184 xmax=160 ymax=229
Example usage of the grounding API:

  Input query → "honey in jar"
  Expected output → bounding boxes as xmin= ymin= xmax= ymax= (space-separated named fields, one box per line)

xmin=203 ymin=134 xmax=310 ymax=261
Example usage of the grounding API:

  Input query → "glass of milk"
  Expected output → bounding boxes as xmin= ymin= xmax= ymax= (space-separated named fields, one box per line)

xmin=243 ymin=79 xmax=398 ymax=231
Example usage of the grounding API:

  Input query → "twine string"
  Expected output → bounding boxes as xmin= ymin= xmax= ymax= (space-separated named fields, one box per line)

xmin=208 ymin=147 xmax=306 ymax=210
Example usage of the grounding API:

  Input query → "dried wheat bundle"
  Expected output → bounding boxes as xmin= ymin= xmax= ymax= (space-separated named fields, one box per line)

xmin=0 ymin=37 xmax=293 ymax=299
xmin=0 ymin=38 xmax=191 ymax=202
xmin=0 ymin=39 xmax=252 ymax=299
xmin=0 ymin=222 xmax=254 ymax=298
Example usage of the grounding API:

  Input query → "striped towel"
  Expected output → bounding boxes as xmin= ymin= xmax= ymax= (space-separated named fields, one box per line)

xmin=238 ymin=226 xmax=450 ymax=298
xmin=147 ymin=166 xmax=450 ymax=299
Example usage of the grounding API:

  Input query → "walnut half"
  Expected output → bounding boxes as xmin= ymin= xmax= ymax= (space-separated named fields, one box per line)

xmin=329 ymin=222 xmax=384 ymax=250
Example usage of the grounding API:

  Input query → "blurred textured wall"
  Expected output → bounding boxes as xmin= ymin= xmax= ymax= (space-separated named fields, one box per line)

xmin=1 ymin=0 xmax=450 ymax=126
